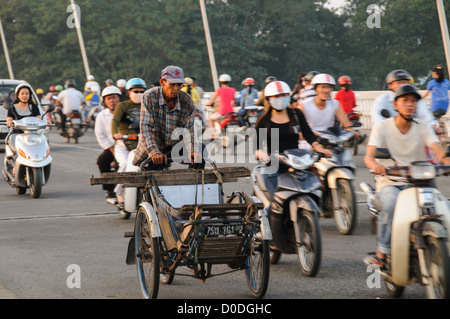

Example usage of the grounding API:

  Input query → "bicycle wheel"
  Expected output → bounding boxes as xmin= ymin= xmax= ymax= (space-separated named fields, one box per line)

xmin=245 ymin=234 xmax=270 ymax=298
xmin=135 ymin=208 xmax=160 ymax=299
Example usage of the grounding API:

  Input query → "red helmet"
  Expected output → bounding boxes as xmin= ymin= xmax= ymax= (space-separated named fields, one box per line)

xmin=338 ymin=75 xmax=352 ymax=85
xmin=244 ymin=77 xmax=255 ymax=86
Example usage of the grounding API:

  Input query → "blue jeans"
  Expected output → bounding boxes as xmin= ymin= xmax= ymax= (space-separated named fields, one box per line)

xmin=377 ymin=185 xmax=407 ymax=254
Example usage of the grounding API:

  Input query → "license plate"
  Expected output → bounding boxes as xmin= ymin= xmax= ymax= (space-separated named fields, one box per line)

xmin=249 ymin=117 xmax=257 ymax=123
xmin=71 ymin=118 xmax=81 ymax=124
xmin=205 ymin=224 xmax=244 ymax=236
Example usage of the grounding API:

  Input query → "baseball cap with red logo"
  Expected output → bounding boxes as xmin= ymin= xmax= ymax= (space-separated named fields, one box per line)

xmin=161 ymin=65 xmax=187 ymax=84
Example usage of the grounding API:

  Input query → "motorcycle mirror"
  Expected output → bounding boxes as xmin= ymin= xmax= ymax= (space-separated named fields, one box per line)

xmin=381 ymin=109 xmax=391 ymax=118
xmin=45 ymin=104 xmax=56 ymax=114
xmin=375 ymin=148 xmax=392 ymax=159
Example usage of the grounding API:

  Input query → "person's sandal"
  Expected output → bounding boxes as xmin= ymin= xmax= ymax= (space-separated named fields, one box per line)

xmin=364 ymin=254 xmax=386 ymax=270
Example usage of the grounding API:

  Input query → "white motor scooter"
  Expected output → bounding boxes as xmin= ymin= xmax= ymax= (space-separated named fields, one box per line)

xmin=361 ymin=148 xmax=450 ymax=299
xmin=1 ymin=104 xmax=55 ymax=198
xmin=313 ymin=126 xmax=358 ymax=235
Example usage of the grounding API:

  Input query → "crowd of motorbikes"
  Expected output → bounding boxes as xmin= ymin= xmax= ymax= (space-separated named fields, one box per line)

xmin=2 ymin=91 xmax=450 ymax=299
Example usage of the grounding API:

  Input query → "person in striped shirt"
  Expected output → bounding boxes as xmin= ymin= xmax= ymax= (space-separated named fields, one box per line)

xmin=132 ymin=65 xmax=204 ymax=170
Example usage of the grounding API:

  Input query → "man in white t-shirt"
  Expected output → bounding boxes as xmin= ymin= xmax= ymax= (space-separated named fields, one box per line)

xmin=299 ymin=73 xmax=360 ymax=135
xmin=57 ymin=79 xmax=85 ymax=133
xmin=364 ymin=84 xmax=450 ymax=268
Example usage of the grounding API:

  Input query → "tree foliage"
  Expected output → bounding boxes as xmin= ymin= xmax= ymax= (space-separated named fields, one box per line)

xmin=0 ymin=0 xmax=448 ymax=92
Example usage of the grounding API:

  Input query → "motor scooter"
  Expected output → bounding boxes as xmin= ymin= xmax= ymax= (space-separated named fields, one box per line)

xmin=205 ymin=105 xmax=246 ymax=149
xmin=243 ymin=105 xmax=264 ymax=128
xmin=345 ymin=111 xmax=366 ymax=155
xmin=60 ymin=110 xmax=83 ymax=143
xmin=2 ymin=104 xmax=55 ymax=198
xmin=314 ymin=126 xmax=358 ymax=235
xmin=361 ymin=148 xmax=450 ymax=299
xmin=252 ymin=149 xmax=323 ymax=277
xmin=433 ymin=109 xmax=449 ymax=153
xmin=83 ymin=103 xmax=103 ymax=132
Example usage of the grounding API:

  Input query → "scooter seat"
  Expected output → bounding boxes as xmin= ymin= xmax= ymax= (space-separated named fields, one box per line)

xmin=254 ymin=169 xmax=279 ymax=202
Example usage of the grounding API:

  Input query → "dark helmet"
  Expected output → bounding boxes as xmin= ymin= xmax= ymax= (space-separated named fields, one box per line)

xmin=433 ymin=64 xmax=445 ymax=72
xmin=302 ymin=71 xmax=320 ymax=82
xmin=265 ymin=76 xmax=277 ymax=84
xmin=394 ymin=84 xmax=422 ymax=101
xmin=386 ymin=69 xmax=411 ymax=84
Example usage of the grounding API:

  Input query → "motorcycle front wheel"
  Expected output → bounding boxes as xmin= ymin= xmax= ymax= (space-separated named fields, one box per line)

xmin=424 ymin=236 xmax=450 ymax=299
xmin=334 ymin=179 xmax=357 ymax=235
xmin=29 ymin=167 xmax=42 ymax=199
xmin=296 ymin=210 xmax=322 ymax=277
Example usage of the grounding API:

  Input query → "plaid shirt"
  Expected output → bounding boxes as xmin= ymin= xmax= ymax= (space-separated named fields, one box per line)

xmin=132 ymin=86 xmax=196 ymax=166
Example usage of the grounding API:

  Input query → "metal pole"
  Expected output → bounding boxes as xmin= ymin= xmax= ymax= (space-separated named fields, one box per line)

xmin=199 ymin=0 xmax=219 ymax=91
xmin=70 ymin=0 xmax=91 ymax=80
xmin=0 ymin=18 xmax=14 ymax=79
xmin=437 ymin=0 xmax=450 ymax=79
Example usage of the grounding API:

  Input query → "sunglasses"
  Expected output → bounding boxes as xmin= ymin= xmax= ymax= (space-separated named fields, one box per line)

xmin=131 ymin=90 xmax=145 ymax=94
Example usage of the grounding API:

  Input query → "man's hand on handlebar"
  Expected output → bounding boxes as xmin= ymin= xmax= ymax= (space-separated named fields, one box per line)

xmin=152 ymin=153 xmax=168 ymax=165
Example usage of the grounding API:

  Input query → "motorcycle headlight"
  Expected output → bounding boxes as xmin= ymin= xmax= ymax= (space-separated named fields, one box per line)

xmin=288 ymin=153 xmax=314 ymax=170
xmin=410 ymin=162 xmax=436 ymax=180
xmin=338 ymin=130 xmax=355 ymax=143
xmin=23 ymin=135 xmax=44 ymax=146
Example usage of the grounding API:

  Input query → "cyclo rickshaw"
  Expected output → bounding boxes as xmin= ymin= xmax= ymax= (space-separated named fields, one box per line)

xmin=89 ymin=159 xmax=272 ymax=299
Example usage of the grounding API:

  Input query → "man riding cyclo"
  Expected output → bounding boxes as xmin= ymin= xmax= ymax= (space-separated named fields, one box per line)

xmin=132 ymin=65 xmax=205 ymax=170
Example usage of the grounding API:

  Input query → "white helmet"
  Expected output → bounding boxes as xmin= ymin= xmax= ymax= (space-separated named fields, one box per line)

xmin=218 ymin=74 xmax=232 ymax=82
xmin=311 ymin=73 xmax=336 ymax=86
xmin=264 ymin=81 xmax=291 ymax=97
xmin=88 ymin=75 xmax=95 ymax=81
xmin=101 ymin=85 xmax=122 ymax=98
xmin=116 ymin=79 xmax=127 ymax=88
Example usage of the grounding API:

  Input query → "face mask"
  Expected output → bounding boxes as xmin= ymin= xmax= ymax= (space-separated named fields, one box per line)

xmin=269 ymin=96 xmax=290 ymax=111
xmin=130 ymin=92 xmax=143 ymax=104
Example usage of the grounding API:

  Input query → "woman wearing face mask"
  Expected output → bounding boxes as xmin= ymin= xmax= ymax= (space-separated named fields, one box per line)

xmin=255 ymin=80 xmax=331 ymax=163
xmin=111 ymin=78 xmax=146 ymax=209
